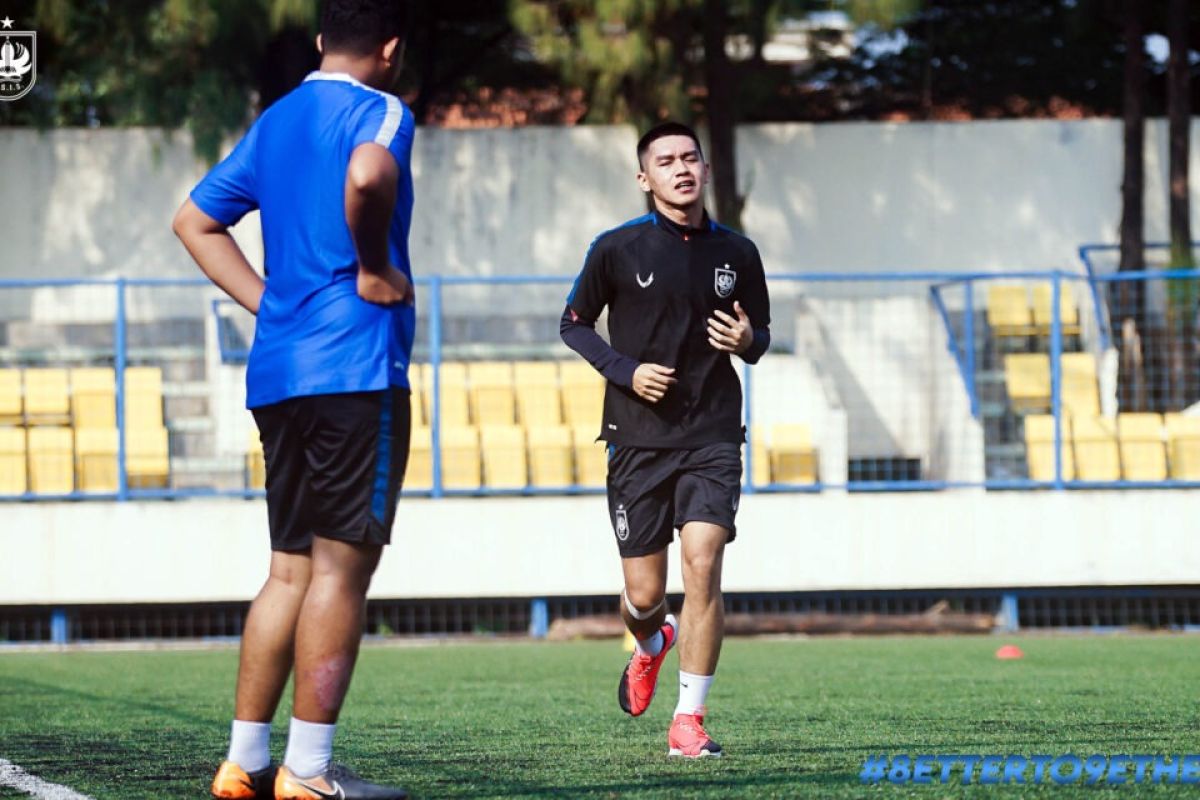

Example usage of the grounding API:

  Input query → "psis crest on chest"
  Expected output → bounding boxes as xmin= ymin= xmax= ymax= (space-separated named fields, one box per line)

xmin=714 ymin=264 xmax=736 ymax=298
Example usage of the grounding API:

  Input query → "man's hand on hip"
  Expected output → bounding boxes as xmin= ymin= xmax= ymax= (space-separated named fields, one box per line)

xmin=357 ymin=266 xmax=414 ymax=306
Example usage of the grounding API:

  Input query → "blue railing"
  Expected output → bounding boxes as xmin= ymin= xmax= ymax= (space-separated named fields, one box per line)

xmin=3 ymin=264 xmax=1200 ymax=499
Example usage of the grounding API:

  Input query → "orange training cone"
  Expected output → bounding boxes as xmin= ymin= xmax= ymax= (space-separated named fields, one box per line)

xmin=995 ymin=644 xmax=1024 ymax=660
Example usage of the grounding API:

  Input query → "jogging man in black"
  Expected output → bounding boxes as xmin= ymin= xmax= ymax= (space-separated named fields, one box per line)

xmin=560 ymin=121 xmax=771 ymax=757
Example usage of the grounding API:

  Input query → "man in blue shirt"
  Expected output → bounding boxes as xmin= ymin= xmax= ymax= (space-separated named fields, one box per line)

xmin=174 ymin=2 xmax=413 ymax=798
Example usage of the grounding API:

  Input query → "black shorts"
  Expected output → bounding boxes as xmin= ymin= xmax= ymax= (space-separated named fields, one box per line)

xmin=606 ymin=442 xmax=742 ymax=558
xmin=252 ymin=389 xmax=411 ymax=552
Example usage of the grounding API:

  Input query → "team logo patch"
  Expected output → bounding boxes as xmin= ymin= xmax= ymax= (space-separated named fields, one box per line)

xmin=714 ymin=265 xmax=736 ymax=298
xmin=615 ymin=505 xmax=630 ymax=541
xmin=0 ymin=22 xmax=36 ymax=103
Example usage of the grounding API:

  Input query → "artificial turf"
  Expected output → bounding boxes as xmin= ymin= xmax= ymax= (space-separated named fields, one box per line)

xmin=0 ymin=634 xmax=1197 ymax=798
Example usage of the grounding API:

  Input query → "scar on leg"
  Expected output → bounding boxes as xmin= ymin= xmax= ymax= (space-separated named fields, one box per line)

xmin=310 ymin=655 xmax=354 ymax=714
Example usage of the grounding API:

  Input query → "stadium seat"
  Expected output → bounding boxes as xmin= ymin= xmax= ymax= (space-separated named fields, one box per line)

xmin=422 ymin=363 xmax=470 ymax=428
xmin=480 ymin=425 xmax=527 ymax=489
xmin=407 ymin=367 xmax=425 ymax=429
xmin=468 ymin=361 xmax=516 ymax=426
xmin=560 ymin=362 xmax=605 ymax=427
xmin=0 ymin=427 xmax=27 ymax=495
xmin=514 ymin=361 xmax=563 ymax=426
xmin=1031 ymin=283 xmax=1081 ymax=336
xmin=747 ymin=425 xmax=771 ymax=486
xmin=24 ymin=368 xmax=71 ymax=425
xmin=247 ymin=429 xmax=265 ymax=490
xmin=1117 ymin=413 xmax=1166 ymax=481
xmin=572 ymin=425 xmax=607 ymax=487
xmin=439 ymin=425 xmax=481 ymax=490
xmin=404 ymin=426 xmax=432 ymax=491
xmin=1023 ymin=414 xmax=1074 ymax=481
xmin=1165 ymin=414 xmax=1200 ymax=480
xmin=986 ymin=285 xmax=1034 ymax=338
xmin=0 ymin=369 xmax=21 ymax=424
xmin=27 ymin=426 xmax=74 ymax=494
xmin=1003 ymin=354 xmax=1050 ymax=412
xmin=1071 ymin=415 xmax=1119 ymax=481
xmin=75 ymin=427 xmax=119 ymax=493
xmin=527 ymin=425 xmax=573 ymax=487
xmin=70 ymin=367 xmax=116 ymax=429
xmin=1060 ymin=352 xmax=1099 ymax=416
xmin=124 ymin=367 xmax=164 ymax=429
xmin=125 ymin=426 xmax=169 ymax=488
xmin=769 ymin=424 xmax=818 ymax=485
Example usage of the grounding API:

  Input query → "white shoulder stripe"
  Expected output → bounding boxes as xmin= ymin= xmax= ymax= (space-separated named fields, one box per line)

xmin=374 ymin=94 xmax=404 ymax=147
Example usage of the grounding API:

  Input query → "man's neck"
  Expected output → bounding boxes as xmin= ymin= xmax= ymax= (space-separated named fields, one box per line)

xmin=318 ymin=54 xmax=381 ymax=89
xmin=654 ymin=200 xmax=706 ymax=230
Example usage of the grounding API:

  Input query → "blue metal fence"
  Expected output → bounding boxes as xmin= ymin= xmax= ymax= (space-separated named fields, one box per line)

xmin=1 ymin=261 xmax=1198 ymax=499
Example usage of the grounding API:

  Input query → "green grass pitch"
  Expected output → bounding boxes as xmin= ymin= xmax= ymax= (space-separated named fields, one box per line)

xmin=0 ymin=634 xmax=1197 ymax=798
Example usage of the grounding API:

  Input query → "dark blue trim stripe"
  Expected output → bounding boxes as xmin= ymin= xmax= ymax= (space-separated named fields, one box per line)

xmin=371 ymin=389 xmax=393 ymax=522
xmin=566 ymin=214 xmax=656 ymax=305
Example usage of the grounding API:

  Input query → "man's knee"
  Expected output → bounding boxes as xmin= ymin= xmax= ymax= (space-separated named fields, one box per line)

xmin=624 ymin=585 xmax=665 ymax=615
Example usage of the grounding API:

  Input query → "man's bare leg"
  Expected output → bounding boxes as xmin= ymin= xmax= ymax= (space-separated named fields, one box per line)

xmin=619 ymin=548 xmax=669 ymax=638
xmin=677 ymin=522 xmax=727 ymax=677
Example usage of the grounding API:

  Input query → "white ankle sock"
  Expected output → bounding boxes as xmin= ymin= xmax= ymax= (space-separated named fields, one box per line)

xmin=283 ymin=717 xmax=336 ymax=779
xmin=674 ymin=671 xmax=714 ymax=716
xmin=227 ymin=720 xmax=272 ymax=772
xmin=634 ymin=630 xmax=664 ymax=657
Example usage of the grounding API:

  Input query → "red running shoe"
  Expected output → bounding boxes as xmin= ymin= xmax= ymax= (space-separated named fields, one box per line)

xmin=668 ymin=709 xmax=723 ymax=758
xmin=617 ymin=613 xmax=678 ymax=717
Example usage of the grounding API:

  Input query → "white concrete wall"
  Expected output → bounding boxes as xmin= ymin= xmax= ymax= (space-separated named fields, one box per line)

xmin=3 ymin=120 xmax=1200 ymax=281
xmin=1 ymin=491 xmax=1196 ymax=605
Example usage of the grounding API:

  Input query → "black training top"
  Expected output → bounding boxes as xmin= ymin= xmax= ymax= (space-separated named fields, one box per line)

xmin=561 ymin=210 xmax=771 ymax=448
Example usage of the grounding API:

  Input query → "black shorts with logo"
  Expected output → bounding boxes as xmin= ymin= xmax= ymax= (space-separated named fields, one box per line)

xmin=606 ymin=442 xmax=742 ymax=558
xmin=251 ymin=388 xmax=411 ymax=552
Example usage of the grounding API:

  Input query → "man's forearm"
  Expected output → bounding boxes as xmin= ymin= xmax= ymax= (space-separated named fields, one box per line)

xmin=174 ymin=203 xmax=264 ymax=315
xmin=345 ymin=145 xmax=398 ymax=274
xmin=560 ymin=305 xmax=639 ymax=388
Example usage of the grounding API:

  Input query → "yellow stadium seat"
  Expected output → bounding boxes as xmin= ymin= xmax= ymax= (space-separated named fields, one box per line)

xmin=1117 ymin=413 xmax=1166 ymax=481
xmin=769 ymin=423 xmax=818 ymax=485
xmin=0 ymin=427 xmax=27 ymax=495
xmin=124 ymin=367 xmax=164 ymax=429
xmin=986 ymin=285 xmax=1034 ymax=337
xmin=468 ymin=362 xmax=516 ymax=426
xmin=24 ymin=368 xmax=71 ymax=425
xmin=747 ymin=425 xmax=771 ymax=486
xmin=247 ymin=429 xmax=265 ymax=490
xmin=1004 ymin=354 xmax=1050 ymax=412
xmin=439 ymin=425 xmax=480 ymax=490
xmin=407 ymin=367 xmax=425 ymax=429
xmin=1165 ymin=414 xmax=1200 ymax=480
xmin=28 ymin=426 xmax=74 ymax=494
xmin=1071 ymin=415 xmax=1120 ymax=481
xmin=560 ymin=361 xmax=605 ymax=427
xmin=514 ymin=362 xmax=563 ymax=426
xmin=1023 ymin=414 xmax=1074 ymax=481
xmin=0 ymin=369 xmax=21 ymax=424
xmin=480 ymin=425 xmax=527 ymax=489
xmin=572 ymin=425 xmax=607 ymax=488
xmin=126 ymin=426 xmax=169 ymax=488
xmin=75 ymin=427 xmax=119 ymax=493
xmin=403 ymin=426 xmax=432 ymax=491
xmin=528 ymin=425 xmax=573 ymax=487
xmin=1060 ymin=352 xmax=1099 ymax=417
xmin=423 ymin=363 xmax=470 ymax=428
xmin=1031 ymin=283 xmax=1081 ymax=336
xmin=71 ymin=367 xmax=116 ymax=429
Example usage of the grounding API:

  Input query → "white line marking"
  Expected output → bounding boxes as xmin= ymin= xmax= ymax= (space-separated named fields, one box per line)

xmin=0 ymin=759 xmax=95 ymax=799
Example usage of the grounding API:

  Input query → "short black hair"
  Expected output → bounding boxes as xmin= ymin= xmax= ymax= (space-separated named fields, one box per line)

xmin=320 ymin=0 xmax=409 ymax=56
xmin=637 ymin=122 xmax=703 ymax=168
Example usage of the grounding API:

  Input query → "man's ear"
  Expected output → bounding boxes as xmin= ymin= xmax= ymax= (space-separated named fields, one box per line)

xmin=382 ymin=36 xmax=402 ymax=66
xmin=636 ymin=170 xmax=651 ymax=193
xmin=315 ymin=33 xmax=324 ymax=54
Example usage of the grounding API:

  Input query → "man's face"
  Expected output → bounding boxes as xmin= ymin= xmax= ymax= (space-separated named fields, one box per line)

xmin=637 ymin=135 xmax=708 ymax=210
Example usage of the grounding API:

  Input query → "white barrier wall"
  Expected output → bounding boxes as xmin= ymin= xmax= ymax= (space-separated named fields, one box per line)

xmin=2 ymin=121 xmax=1199 ymax=281
xmin=1 ymin=491 xmax=1195 ymax=605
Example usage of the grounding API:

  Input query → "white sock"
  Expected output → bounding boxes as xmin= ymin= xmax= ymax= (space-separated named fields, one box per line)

xmin=674 ymin=671 xmax=715 ymax=717
xmin=227 ymin=720 xmax=272 ymax=772
xmin=283 ymin=717 xmax=336 ymax=779
xmin=634 ymin=630 xmax=664 ymax=657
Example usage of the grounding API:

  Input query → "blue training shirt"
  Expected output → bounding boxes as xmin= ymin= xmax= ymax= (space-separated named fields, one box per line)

xmin=190 ymin=71 xmax=417 ymax=409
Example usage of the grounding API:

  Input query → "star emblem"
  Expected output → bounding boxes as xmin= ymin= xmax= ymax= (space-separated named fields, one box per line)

xmin=0 ymin=17 xmax=13 ymax=29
